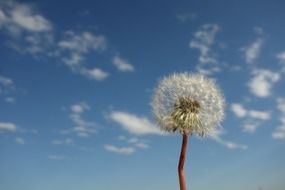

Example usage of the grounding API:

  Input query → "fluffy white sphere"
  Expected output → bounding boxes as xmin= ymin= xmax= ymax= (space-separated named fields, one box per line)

xmin=152 ymin=73 xmax=225 ymax=136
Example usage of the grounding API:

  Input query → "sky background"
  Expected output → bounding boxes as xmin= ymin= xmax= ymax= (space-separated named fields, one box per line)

xmin=1 ymin=0 xmax=285 ymax=190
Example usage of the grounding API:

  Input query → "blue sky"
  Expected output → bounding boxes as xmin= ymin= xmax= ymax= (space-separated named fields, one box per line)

xmin=1 ymin=0 xmax=285 ymax=190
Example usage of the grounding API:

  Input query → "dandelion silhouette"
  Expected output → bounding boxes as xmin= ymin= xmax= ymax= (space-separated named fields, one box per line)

xmin=152 ymin=73 xmax=225 ymax=190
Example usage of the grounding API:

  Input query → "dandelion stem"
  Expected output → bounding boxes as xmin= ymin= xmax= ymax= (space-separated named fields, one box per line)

xmin=178 ymin=134 xmax=189 ymax=190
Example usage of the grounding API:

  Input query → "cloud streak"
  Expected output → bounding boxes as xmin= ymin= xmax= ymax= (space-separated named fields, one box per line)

xmin=109 ymin=111 xmax=161 ymax=135
xmin=112 ymin=55 xmax=134 ymax=72
xmin=61 ymin=102 xmax=98 ymax=138
xmin=231 ymin=103 xmax=271 ymax=133
xmin=210 ymin=130 xmax=248 ymax=150
xmin=277 ymin=51 xmax=285 ymax=72
xmin=272 ymin=98 xmax=285 ymax=140
xmin=104 ymin=144 xmax=135 ymax=155
xmin=189 ymin=24 xmax=221 ymax=75
xmin=242 ymin=38 xmax=263 ymax=64
xmin=0 ymin=75 xmax=15 ymax=100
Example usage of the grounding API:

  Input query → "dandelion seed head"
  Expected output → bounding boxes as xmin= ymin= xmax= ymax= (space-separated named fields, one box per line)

xmin=151 ymin=73 xmax=225 ymax=136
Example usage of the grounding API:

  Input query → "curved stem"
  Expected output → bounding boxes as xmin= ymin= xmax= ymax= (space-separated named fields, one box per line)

xmin=178 ymin=134 xmax=189 ymax=190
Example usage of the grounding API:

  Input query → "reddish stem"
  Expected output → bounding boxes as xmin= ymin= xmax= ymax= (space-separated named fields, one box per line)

xmin=178 ymin=134 xmax=189 ymax=190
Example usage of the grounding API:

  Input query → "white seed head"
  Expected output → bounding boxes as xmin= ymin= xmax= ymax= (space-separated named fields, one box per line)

xmin=151 ymin=73 xmax=225 ymax=136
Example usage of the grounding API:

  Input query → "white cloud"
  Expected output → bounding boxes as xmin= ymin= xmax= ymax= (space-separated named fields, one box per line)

xmin=0 ymin=1 xmax=52 ymax=34
xmin=210 ymin=130 xmax=247 ymax=150
xmin=112 ymin=55 xmax=134 ymax=72
xmin=248 ymin=110 xmax=271 ymax=120
xmin=277 ymin=51 xmax=285 ymax=72
xmin=1 ymin=2 xmax=132 ymax=82
xmin=189 ymin=24 xmax=221 ymax=75
xmin=277 ymin=52 xmax=285 ymax=62
xmin=277 ymin=98 xmax=285 ymax=113
xmin=1 ymin=2 xmax=109 ymax=81
xmin=117 ymin=136 xmax=150 ymax=150
xmin=57 ymin=31 xmax=109 ymax=80
xmin=15 ymin=137 xmax=25 ymax=145
xmin=272 ymin=125 xmax=285 ymax=140
xmin=231 ymin=103 xmax=271 ymax=120
xmin=0 ymin=122 xmax=17 ymax=132
xmin=247 ymin=69 xmax=280 ymax=98
xmin=70 ymin=102 xmax=89 ymax=114
xmin=0 ymin=1 xmax=54 ymax=57
xmin=105 ymin=136 xmax=149 ymax=156
xmin=242 ymin=38 xmax=263 ymax=64
xmin=82 ymin=68 xmax=109 ymax=81
xmin=109 ymin=111 xmax=161 ymax=135
xmin=231 ymin=103 xmax=271 ymax=133
xmin=104 ymin=144 xmax=135 ymax=155
xmin=58 ymin=31 xmax=106 ymax=55
xmin=243 ymin=123 xmax=259 ymax=133
xmin=127 ymin=137 xmax=149 ymax=149
xmin=0 ymin=75 xmax=13 ymax=86
xmin=272 ymin=98 xmax=285 ymax=140
xmin=66 ymin=102 xmax=97 ymax=137
xmin=0 ymin=75 xmax=15 ymax=101
xmin=10 ymin=4 xmax=52 ymax=32
xmin=231 ymin=103 xmax=247 ymax=118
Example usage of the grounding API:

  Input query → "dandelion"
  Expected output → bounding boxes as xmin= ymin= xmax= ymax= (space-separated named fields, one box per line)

xmin=151 ymin=73 xmax=225 ymax=190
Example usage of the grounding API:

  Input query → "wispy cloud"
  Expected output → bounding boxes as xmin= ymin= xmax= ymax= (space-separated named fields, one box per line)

xmin=70 ymin=102 xmax=97 ymax=137
xmin=272 ymin=98 xmax=285 ymax=140
xmin=241 ymin=28 xmax=264 ymax=64
xmin=0 ymin=75 xmax=15 ymax=99
xmin=125 ymin=137 xmax=149 ymax=149
xmin=109 ymin=111 xmax=161 ymax=135
xmin=112 ymin=55 xmax=134 ymax=72
xmin=0 ymin=122 xmax=17 ymax=132
xmin=61 ymin=102 xmax=98 ymax=137
xmin=272 ymin=122 xmax=285 ymax=140
xmin=189 ymin=24 xmax=221 ymax=75
xmin=104 ymin=135 xmax=149 ymax=156
xmin=57 ymin=31 xmax=109 ymax=80
xmin=1 ymin=1 xmax=131 ymax=82
xmin=247 ymin=69 xmax=280 ymax=98
xmin=0 ymin=1 xmax=52 ymax=34
xmin=104 ymin=144 xmax=135 ymax=155
xmin=231 ymin=103 xmax=271 ymax=133
xmin=209 ymin=130 xmax=248 ymax=150
xmin=70 ymin=102 xmax=89 ymax=114
xmin=58 ymin=31 xmax=106 ymax=66
xmin=0 ymin=1 xmax=53 ymax=55
xmin=242 ymin=38 xmax=263 ymax=64
xmin=277 ymin=51 xmax=285 ymax=72
xmin=231 ymin=103 xmax=271 ymax=120
xmin=0 ymin=75 xmax=13 ymax=87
